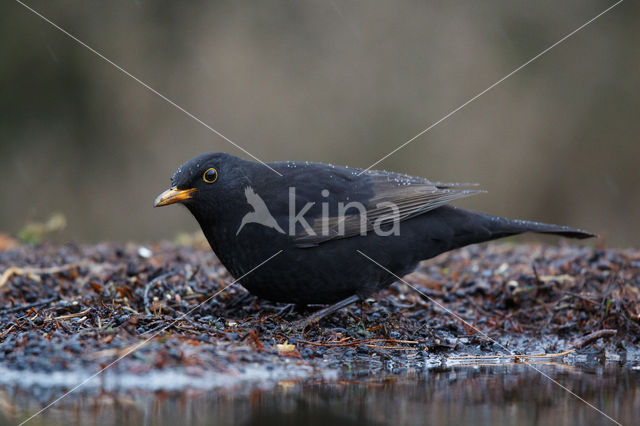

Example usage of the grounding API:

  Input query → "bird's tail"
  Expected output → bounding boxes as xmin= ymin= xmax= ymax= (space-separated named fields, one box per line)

xmin=426 ymin=206 xmax=596 ymax=256
xmin=482 ymin=213 xmax=596 ymax=240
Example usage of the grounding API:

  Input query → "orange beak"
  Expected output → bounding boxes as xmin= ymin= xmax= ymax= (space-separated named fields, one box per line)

xmin=153 ymin=187 xmax=197 ymax=207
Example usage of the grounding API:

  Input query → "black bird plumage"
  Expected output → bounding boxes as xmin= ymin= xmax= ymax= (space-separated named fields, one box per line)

xmin=154 ymin=153 xmax=595 ymax=321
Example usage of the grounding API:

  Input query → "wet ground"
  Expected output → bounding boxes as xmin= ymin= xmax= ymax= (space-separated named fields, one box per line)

xmin=0 ymin=240 xmax=639 ymax=424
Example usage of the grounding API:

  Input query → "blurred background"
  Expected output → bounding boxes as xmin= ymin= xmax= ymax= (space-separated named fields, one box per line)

xmin=1 ymin=0 xmax=638 ymax=246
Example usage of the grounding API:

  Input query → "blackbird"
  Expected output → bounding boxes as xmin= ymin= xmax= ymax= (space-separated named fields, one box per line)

xmin=154 ymin=152 xmax=595 ymax=325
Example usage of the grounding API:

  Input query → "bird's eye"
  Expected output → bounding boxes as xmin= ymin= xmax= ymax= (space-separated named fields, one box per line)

xmin=202 ymin=168 xmax=218 ymax=183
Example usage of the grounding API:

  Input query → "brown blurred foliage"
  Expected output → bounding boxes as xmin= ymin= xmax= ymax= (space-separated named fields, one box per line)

xmin=1 ymin=1 xmax=638 ymax=246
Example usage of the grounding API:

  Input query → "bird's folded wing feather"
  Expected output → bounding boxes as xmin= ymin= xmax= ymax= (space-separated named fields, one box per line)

xmin=294 ymin=171 xmax=484 ymax=246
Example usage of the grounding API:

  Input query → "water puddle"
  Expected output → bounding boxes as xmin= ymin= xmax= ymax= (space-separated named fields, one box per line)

xmin=1 ymin=360 xmax=637 ymax=425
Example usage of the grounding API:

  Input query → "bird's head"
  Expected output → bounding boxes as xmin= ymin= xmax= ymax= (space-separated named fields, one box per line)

xmin=153 ymin=152 xmax=250 ymax=215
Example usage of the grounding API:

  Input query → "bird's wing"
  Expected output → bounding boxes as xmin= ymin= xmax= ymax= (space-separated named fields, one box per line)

xmin=293 ymin=170 xmax=484 ymax=246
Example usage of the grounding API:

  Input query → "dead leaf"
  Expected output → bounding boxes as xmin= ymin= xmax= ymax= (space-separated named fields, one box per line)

xmin=539 ymin=274 xmax=575 ymax=283
xmin=276 ymin=342 xmax=296 ymax=354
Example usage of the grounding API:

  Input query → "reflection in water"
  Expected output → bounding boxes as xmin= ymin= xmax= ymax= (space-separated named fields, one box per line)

xmin=2 ymin=363 xmax=637 ymax=426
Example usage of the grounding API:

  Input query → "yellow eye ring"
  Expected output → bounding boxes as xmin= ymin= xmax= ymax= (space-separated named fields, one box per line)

xmin=202 ymin=168 xmax=218 ymax=183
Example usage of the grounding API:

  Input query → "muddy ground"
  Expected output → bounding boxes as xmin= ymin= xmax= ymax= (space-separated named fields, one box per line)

xmin=0 ymin=239 xmax=638 ymax=385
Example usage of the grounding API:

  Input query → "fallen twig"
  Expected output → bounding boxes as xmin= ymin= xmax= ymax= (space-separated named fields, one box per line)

xmin=448 ymin=329 xmax=618 ymax=362
xmin=46 ymin=308 xmax=92 ymax=322
xmin=0 ymin=262 xmax=84 ymax=289
xmin=0 ymin=296 xmax=58 ymax=314
xmin=365 ymin=344 xmax=418 ymax=350
xmin=448 ymin=349 xmax=576 ymax=362
xmin=144 ymin=272 xmax=175 ymax=315
xmin=572 ymin=329 xmax=617 ymax=349
xmin=299 ymin=338 xmax=419 ymax=348
xmin=0 ymin=324 xmax=16 ymax=339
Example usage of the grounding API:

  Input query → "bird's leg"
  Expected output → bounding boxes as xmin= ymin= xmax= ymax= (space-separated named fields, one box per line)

xmin=360 ymin=299 xmax=366 ymax=323
xmin=271 ymin=303 xmax=295 ymax=319
xmin=290 ymin=294 xmax=361 ymax=330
